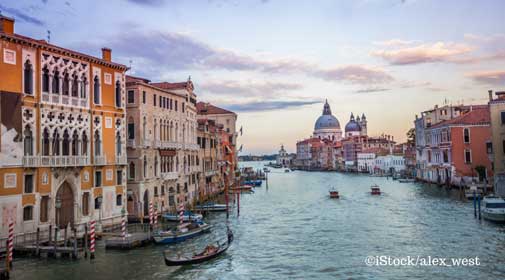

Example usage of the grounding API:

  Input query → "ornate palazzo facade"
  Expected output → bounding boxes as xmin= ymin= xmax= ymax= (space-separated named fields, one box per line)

xmin=0 ymin=16 xmax=128 ymax=238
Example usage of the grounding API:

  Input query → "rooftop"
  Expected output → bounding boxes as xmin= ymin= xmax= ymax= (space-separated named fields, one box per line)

xmin=197 ymin=102 xmax=236 ymax=115
xmin=431 ymin=105 xmax=490 ymax=128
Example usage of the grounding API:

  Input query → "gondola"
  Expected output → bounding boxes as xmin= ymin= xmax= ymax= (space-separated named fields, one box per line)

xmin=163 ymin=229 xmax=234 ymax=266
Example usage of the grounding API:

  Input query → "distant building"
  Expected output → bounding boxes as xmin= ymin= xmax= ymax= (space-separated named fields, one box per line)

xmin=488 ymin=90 xmax=505 ymax=196
xmin=313 ymin=100 xmax=342 ymax=141
xmin=276 ymin=145 xmax=292 ymax=167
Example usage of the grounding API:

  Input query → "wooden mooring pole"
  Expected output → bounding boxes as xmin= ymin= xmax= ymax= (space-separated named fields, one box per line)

xmin=72 ymin=228 xmax=77 ymax=259
xmin=84 ymin=224 xmax=88 ymax=259
xmin=35 ymin=228 xmax=40 ymax=257
xmin=477 ymin=195 xmax=482 ymax=220
xmin=473 ymin=191 xmax=477 ymax=218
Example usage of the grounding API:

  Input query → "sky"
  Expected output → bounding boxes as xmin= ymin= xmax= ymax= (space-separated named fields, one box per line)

xmin=2 ymin=0 xmax=505 ymax=154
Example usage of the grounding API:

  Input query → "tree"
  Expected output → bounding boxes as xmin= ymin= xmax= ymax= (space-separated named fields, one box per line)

xmin=406 ymin=128 xmax=416 ymax=146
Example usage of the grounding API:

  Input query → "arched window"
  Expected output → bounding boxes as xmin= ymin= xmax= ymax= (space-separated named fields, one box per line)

xmin=93 ymin=75 xmax=100 ymax=104
xmin=143 ymin=116 xmax=147 ymax=141
xmin=80 ymin=75 xmax=87 ymax=98
xmin=82 ymin=132 xmax=88 ymax=156
xmin=24 ymin=125 xmax=33 ymax=156
xmin=52 ymin=69 xmax=60 ymax=94
xmin=71 ymin=74 xmax=78 ymax=97
xmin=52 ymin=130 xmax=60 ymax=155
xmin=42 ymin=128 xmax=50 ymax=156
xmin=42 ymin=66 xmax=49 ymax=93
xmin=143 ymin=155 xmax=147 ymax=178
xmin=94 ymin=130 xmax=101 ymax=156
xmin=72 ymin=130 xmax=79 ymax=155
xmin=62 ymin=129 xmax=70 ymax=156
xmin=62 ymin=72 xmax=70 ymax=96
xmin=129 ymin=162 xmax=135 ymax=180
xmin=116 ymin=194 xmax=123 ymax=206
xmin=116 ymin=132 xmax=122 ymax=156
xmin=24 ymin=60 xmax=33 ymax=95
xmin=115 ymin=80 xmax=121 ymax=107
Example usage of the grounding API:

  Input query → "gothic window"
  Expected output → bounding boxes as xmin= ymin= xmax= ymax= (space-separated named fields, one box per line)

xmin=72 ymin=130 xmax=79 ymax=155
xmin=42 ymin=66 xmax=49 ymax=93
xmin=82 ymin=132 xmax=88 ymax=156
xmin=52 ymin=69 xmax=60 ymax=94
xmin=94 ymin=130 xmax=101 ymax=156
xmin=62 ymin=129 xmax=70 ymax=156
xmin=71 ymin=74 xmax=78 ymax=97
xmin=24 ymin=60 xmax=33 ymax=95
xmin=93 ymin=75 xmax=100 ymax=104
xmin=116 ymin=132 xmax=122 ymax=156
xmin=24 ymin=125 xmax=33 ymax=156
xmin=62 ymin=72 xmax=70 ymax=96
xmin=115 ymin=80 xmax=121 ymax=107
xmin=143 ymin=155 xmax=147 ymax=178
xmin=52 ymin=130 xmax=60 ymax=155
xmin=80 ymin=75 xmax=87 ymax=98
xmin=42 ymin=128 xmax=50 ymax=156
xmin=129 ymin=162 xmax=135 ymax=180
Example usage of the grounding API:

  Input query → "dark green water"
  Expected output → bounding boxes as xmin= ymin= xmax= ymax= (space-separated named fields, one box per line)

xmin=10 ymin=161 xmax=505 ymax=279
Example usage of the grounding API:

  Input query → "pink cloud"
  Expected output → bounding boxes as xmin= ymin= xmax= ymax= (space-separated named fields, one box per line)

xmin=372 ymin=42 xmax=474 ymax=65
xmin=316 ymin=65 xmax=394 ymax=84
xmin=466 ymin=70 xmax=505 ymax=85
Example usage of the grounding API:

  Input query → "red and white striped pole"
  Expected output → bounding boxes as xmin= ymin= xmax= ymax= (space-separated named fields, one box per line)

xmin=121 ymin=216 xmax=127 ymax=241
xmin=7 ymin=218 xmax=14 ymax=269
xmin=154 ymin=207 xmax=158 ymax=228
xmin=89 ymin=220 xmax=96 ymax=259
xmin=149 ymin=202 xmax=153 ymax=226
xmin=178 ymin=202 xmax=184 ymax=225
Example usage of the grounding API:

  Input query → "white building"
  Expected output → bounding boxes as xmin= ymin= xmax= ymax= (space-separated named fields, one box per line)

xmin=276 ymin=145 xmax=291 ymax=167
xmin=375 ymin=155 xmax=406 ymax=174
xmin=357 ymin=152 xmax=376 ymax=173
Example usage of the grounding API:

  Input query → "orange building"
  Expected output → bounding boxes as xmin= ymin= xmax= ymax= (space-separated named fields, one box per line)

xmin=426 ymin=105 xmax=493 ymax=185
xmin=0 ymin=16 xmax=128 ymax=238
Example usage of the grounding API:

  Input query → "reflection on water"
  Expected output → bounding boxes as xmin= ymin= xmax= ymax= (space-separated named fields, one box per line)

xmin=11 ymin=161 xmax=505 ymax=279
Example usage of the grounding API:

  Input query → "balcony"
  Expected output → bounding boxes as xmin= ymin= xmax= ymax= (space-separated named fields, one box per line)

xmin=23 ymin=155 xmax=90 ymax=167
xmin=161 ymin=141 xmax=179 ymax=149
xmin=161 ymin=172 xmax=178 ymax=180
xmin=94 ymin=155 xmax=106 ymax=165
xmin=184 ymin=143 xmax=200 ymax=151
xmin=115 ymin=155 xmax=127 ymax=165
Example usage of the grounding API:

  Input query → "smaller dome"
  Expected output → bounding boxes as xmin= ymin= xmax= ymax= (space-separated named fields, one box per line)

xmin=345 ymin=120 xmax=361 ymax=132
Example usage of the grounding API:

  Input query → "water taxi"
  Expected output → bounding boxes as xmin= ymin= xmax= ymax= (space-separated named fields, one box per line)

xmin=398 ymin=178 xmax=416 ymax=183
xmin=329 ymin=189 xmax=340 ymax=199
xmin=371 ymin=185 xmax=381 ymax=195
xmin=482 ymin=196 xmax=505 ymax=223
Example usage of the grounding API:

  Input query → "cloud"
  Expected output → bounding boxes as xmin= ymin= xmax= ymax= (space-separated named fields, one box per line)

xmin=78 ymin=28 xmax=393 ymax=85
xmin=354 ymin=87 xmax=390 ymax=93
xmin=372 ymin=42 xmax=473 ymax=65
xmin=466 ymin=70 xmax=505 ymax=85
xmin=0 ymin=4 xmax=45 ymax=26
xmin=126 ymin=0 xmax=165 ymax=6
xmin=200 ymin=80 xmax=303 ymax=96
xmin=316 ymin=65 xmax=394 ymax=84
xmin=372 ymin=39 xmax=417 ymax=47
xmin=226 ymin=100 xmax=321 ymax=112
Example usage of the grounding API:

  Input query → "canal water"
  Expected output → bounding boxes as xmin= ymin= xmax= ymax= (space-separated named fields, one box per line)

xmin=10 ymin=161 xmax=505 ymax=279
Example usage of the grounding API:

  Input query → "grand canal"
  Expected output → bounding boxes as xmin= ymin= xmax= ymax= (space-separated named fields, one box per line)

xmin=11 ymin=161 xmax=505 ymax=279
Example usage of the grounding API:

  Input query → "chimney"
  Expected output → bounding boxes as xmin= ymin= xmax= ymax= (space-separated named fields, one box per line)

xmin=489 ymin=90 xmax=493 ymax=101
xmin=0 ymin=16 xmax=15 ymax=35
xmin=101 ymin=47 xmax=111 ymax=62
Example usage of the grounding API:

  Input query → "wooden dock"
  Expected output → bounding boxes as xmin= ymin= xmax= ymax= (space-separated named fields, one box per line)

xmin=104 ymin=224 xmax=152 ymax=250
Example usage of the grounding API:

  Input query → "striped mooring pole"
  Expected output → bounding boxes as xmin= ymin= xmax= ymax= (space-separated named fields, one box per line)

xmin=154 ymin=207 xmax=158 ymax=227
xmin=121 ymin=216 xmax=127 ymax=241
xmin=149 ymin=202 xmax=154 ymax=226
xmin=89 ymin=220 xmax=96 ymax=259
xmin=7 ymin=219 xmax=14 ymax=270
xmin=178 ymin=202 xmax=184 ymax=224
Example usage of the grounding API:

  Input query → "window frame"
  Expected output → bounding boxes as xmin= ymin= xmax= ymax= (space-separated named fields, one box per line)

xmin=95 ymin=170 xmax=102 ymax=187
xmin=23 ymin=173 xmax=34 ymax=194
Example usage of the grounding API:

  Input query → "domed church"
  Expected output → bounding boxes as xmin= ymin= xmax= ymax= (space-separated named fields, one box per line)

xmin=345 ymin=112 xmax=367 ymax=137
xmin=313 ymin=100 xmax=342 ymax=141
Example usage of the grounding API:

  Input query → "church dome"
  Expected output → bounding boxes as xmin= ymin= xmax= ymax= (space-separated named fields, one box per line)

xmin=345 ymin=113 xmax=361 ymax=132
xmin=314 ymin=100 xmax=341 ymax=130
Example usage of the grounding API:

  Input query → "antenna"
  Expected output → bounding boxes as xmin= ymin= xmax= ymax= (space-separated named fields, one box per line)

xmin=47 ymin=30 xmax=51 ymax=43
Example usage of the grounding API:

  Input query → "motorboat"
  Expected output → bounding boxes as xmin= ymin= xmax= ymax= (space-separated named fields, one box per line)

xmin=398 ymin=178 xmax=416 ymax=183
xmin=194 ymin=203 xmax=227 ymax=212
xmin=482 ymin=196 xmax=505 ymax=223
xmin=162 ymin=211 xmax=203 ymax=222
xmin=153 ymin=221 xmax=211 ymax=244
xmin=329 ymin=189 xmax=340 ymax=199
xmin=371 ymin=185 xmax=381 ymax=195
xmin=243 ymin=180 xmax=262 ymax=186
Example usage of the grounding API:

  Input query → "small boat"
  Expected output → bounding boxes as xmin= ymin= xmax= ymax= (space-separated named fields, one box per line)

xmin=464 ymin=185 xmax=484 ymax=200
xmin=243 ymin=180 xmax=262 ymax=186
xmin=164 ymin=228 xmax=234 ymax=266
xmin=232 ymin=185 xmax=253 ymax=191
xmin=163 ymin=211 xmax=203 ymax=222
xmin=398 ymin=178 xmax=416 ymax=183
xmin=371 ymin=185 xmax=381 ymax=195
xmin=482 ymin=196 xmax=505 ymax=223
xmin=153 ymin=221 xmax=211 ymax=244
xmin=263 ymin=168 xmax=270 ymax=173
xmin=194 ymin=203 xmax=227 ymax=212
xmin=329 ymin=189 xmax=340 ymax=199
xmin=284 ymin=169 xmax=290 ymax=173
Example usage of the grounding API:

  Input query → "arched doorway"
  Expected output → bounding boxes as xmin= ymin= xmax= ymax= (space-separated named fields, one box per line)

xmin=56 ymin=182 xmax=74 ymax=228
xmin=127 ymin=192 xmax=137 ymax=217
xmin=143 ymin=190 xmax=149 ymax=217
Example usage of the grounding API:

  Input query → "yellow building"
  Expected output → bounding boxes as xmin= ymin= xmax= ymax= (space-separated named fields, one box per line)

xmin=0 ymin=16 xmax=128 ymax=238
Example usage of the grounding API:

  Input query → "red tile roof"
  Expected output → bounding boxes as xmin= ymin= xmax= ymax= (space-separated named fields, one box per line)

xmin=151 ymin=81 xmax=193 ymax=91
xmin=431 ymin=105 xmax=490 ymax=128
xmin=196 ymin=102 xmax=236 ymax=115
xmin=126 ymin=75 xmax=150 ymax=84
